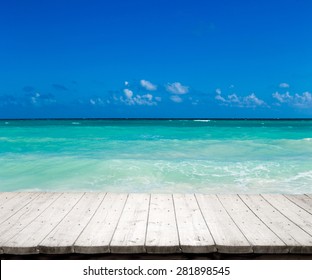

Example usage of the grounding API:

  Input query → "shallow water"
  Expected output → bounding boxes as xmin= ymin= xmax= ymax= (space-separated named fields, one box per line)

xmin=0 ymin=119 xmax=312 ymax=193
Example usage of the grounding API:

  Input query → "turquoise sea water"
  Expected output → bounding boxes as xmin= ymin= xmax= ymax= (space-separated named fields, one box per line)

xmin=0 ymin=119 xmax=312 ymax=193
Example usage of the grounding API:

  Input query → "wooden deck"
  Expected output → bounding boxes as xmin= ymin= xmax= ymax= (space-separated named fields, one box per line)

xmin=0 ymin=192 xmax=312 ymax=255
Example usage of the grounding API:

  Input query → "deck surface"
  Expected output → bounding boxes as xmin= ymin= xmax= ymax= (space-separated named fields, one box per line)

xmin=0 ymin=192 xmax=312 ymax=255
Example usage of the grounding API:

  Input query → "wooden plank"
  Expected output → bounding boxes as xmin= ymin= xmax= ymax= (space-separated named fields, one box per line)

xmin=218 ymin=194 xmax=287 ymax=253
xmin=240 ymin=194 xmax=312 ymax=254
xmin=110 ymin=193 xmax=150 ymax=254
xmin=262 ymin=194 xmax=312 ymax=237
xmin=0 ymin=192 xmax=19 ymax=206
xmin=39 ymin=192 xmax=106 ymax=254
xmin=74 ymin=193 xmax=128 ymax=254
xmin=196 ymin=194 xmax=252 ymax=254
xmin=0 ymin=192 xmax=40 ymax=225
xmin=285 ymin=195 xmax=312 ymax=215
xmin=2 ymin=193 xmax=84 ymax=254
xmin=145 ymin=194 xmax=180 ymax=253
xmin=173 ymin=194 xmax=215 ymax=253
xmin=0 ymin=193 xmax=61 ymax=246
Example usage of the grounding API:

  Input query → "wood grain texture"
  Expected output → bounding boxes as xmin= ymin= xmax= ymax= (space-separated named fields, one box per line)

xmin=196 ymin=194 xmax=252 ymax=253
xmin=218 ymin=194 xmax=287 ymax=253
xmin=240 ymin=194 xmax=312 ymax=254
xmin=74 ymin=193 xmax=128 ymax=254
xmin=285 ymin=195 xmax=312 ymax=215
xmin=145 ymin=194 xmax=180 ymax=253
xmin=174 ymin=194 xmax=215 ymax=253
xmin=0 ymin=193 xmax=61 ymax=245
xmin=39 ymin=192 xmax=105 ymax=254
xmin=2 ymin=193 xmax=84 ymax=254
xmin=0 ymin=192 xmax=19 ymax=206
xmin=262 ymin=194 xmax=312 ymax=236
xmin=0 ymin=192 xmax=311 ymax=255
xmin=0 ymin=193 xmax=40 ymax=225
xmin=110 ymin=193 xmax=150 ymax=254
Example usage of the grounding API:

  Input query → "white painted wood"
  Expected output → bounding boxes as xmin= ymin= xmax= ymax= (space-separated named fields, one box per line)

xmin=285 ymin=195 xmax=312 ymax=215
xmin=2 ymin=193 xmax=84 ymax=254
xmin=0 ymin=192 xmax=19 ymax=206
xmin=0 ymin=192 xmax=40 ymax=225
xmin=173 ymin=194 xmax=215 ymax=253
xmin=1 ymin=192 xmax=311 ymax=256
xmin=74 ymin=193 xmax=128 ymax=254
xmin=218 ymin=194 xmax=287 ymax=253
xmin=262 ymin=194 xmax=312 ymax=237
xmin=39 ymin=192 xmax=105 ymax=254
xmin=110 ymin=193 xmax=150 ymax=253
xmin=0 ymin=193 xmax=61 ymax=246
xmin=145 ymin=194 xmax=180 ymax=253
xmin=240 ymin=194 xmax=312 ymax=254
xmin=196 ymin=194 xmax=252 ymax=253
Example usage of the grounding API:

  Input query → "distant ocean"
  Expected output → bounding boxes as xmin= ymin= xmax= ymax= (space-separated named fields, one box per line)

xmin=1 ymin=119 xmax=312 ymax=193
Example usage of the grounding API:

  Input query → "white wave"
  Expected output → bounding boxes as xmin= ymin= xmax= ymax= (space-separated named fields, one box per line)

xmin=193 ymin=120 xmax=211 ymax=122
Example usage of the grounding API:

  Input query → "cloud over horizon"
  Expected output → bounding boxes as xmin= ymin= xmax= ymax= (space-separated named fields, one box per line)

xmin=273 ymin=91 xmax=312 ymax=108
xmin=279 ymin=83 xmax=290 ymax=88
xmin=140 ymin=80 xmax=157 ymax=91
xmin=166 ymin=82 xmax=189 ymax=95
xmin=215 ymin=89 xmax=267 ymax=108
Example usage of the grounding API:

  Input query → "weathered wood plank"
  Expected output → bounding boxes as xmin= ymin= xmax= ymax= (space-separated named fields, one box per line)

xmin=0 ymin=193 xmax=61 ymax=246
xmin=285 ymin=195 xmax=312 ymax=215
xmin=110 ymin=193 xmax=150 ymax=254
xmin=262 ymin=194 xmax=312 ymax=237
xmin=218 ymin=194 xmax=287 ymax=253
xmin=145 ymin=194 xmax=180 ymax=253
xmin=0 ymin=192 xmax=19 ymax=206
xmin=0 ymin=192 xmax=40 ymax=225
xmin=39 ymin=193 xmax=105 ymax=254
xmin=173 ymin=194 xmax=215 ymax=253
xmin=2 ymin=193 xmax=84 ymax=254
xmin=196 ymin=194 xmax=252 ymax=253
xmin=74 ymin=193 xmax=128 ymax=254
xmin=240 ymin=194 xmax=312 ymax=254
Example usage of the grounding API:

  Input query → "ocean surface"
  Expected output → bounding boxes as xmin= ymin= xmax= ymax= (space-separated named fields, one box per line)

xmin=0 ymin=119 xmax=312 ymax=194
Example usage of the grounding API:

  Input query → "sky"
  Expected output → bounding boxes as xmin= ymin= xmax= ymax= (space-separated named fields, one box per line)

xmin=0 ymin=0 xmax=312 ymax=118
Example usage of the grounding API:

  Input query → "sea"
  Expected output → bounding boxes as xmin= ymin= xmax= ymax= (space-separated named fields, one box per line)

xmin=0 ymin=119 xmax=312 ymax=194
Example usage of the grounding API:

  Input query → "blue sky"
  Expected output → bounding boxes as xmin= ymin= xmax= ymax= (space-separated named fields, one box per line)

xmin=0 ymin=0 xmax=312 ymax=118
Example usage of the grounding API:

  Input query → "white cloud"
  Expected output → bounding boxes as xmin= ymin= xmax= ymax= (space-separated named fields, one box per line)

xmin=123 ymin=88 xmax=133 ymax=99
xmin=166 ymin=82 xmax=189 ymax=94
xmin=140 ymin=80 xmax=157 ymax=91
xmin=215 ymin=94 xmax=226 ymax=102
xmin=125 ymin=81 xmax=129 ymax=86
xmin=272 ymin=91 xmax=293 ymax=103
xmin=215 ymin=88 xmax=222 ymax=95
xmin=294 ymin=92 xmax=312 ymax=107
xmin=121 ymin=89 xmax=157 ymax=106
xmin=215 ymin=91 xmax=267 ymax=108
xmin=143 ymin=93 xmax=153 ymax=101
xmin=89 ymin=98 xmax=105 ymax=106
xmin=243 ymin=93 xmax=266 ymax=107
xmin=155 ymin=96 xmax=162 ymax=102
xmin=273 ymin=91 xmax=312 ymax=108
xmin=228 ymin=94 xmax=240 ymax=104
xmin=28 ymin=92 xmax=56 ymax=106
xmin=170 ymin=95 xmax=183 ymax=103
xmin=279 ymin=83 xmax=290 ymax=88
